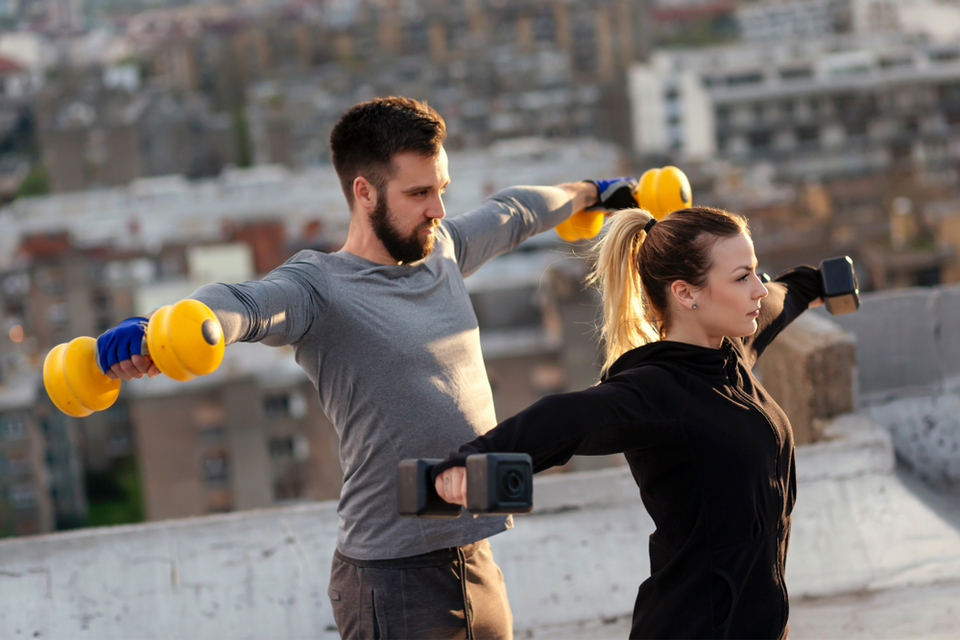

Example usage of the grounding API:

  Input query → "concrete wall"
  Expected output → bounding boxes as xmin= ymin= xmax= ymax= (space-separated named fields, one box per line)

xmin=821 ymin=284 xmax=960 ymax=486
xmin=756 ymin=312 xmax=857 ymax=444
xmin=823 ymin=284 xmax=960 ymax=403
xmin=4 ymin=415 xmax=960 ymax=639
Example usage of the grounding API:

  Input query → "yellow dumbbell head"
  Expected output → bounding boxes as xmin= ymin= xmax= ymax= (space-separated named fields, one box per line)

xmin=635 ymin=166 xmax=693 ymax=220
xmin=656 ymin=166 xmax=692 ymax=218
xmin=43 ymin=337 xmax=121 ymax=417
xmin=556 ymin=210 xmax=605 ymax=241
xmin=555 ymin=216 xmax=581 ymax=242
xmin=147 ymin=299 xmax=225 ymax=382
xmin=636 ymin=168 xmax=662 ymax=219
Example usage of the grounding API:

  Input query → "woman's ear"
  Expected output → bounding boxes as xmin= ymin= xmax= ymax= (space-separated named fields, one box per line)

xmin=670 ymin=280 xmax=697 ymax=311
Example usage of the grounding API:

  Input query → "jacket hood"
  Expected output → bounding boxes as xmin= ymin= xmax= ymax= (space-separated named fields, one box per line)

xmin=604 ymin=338 xmax=737 ymax=381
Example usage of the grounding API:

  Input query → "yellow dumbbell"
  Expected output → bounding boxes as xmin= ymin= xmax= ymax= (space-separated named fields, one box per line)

xmin=636 ymin=166 xmax=692 ymax=220
xmin=43 ymin=299 xmax=225 ymax=417
xmin=556 ymin=167 xmax=693 ymax=241
xmin=555 ymin=209 xmax=606 ymax=242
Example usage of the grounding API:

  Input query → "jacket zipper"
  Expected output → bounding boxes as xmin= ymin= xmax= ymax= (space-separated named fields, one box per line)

xmin=730 ymin=382 xmax=789 ymax=632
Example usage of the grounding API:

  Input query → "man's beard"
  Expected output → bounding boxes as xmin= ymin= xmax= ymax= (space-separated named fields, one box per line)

xmin=370 ymin=195 xmax=438 ymax=264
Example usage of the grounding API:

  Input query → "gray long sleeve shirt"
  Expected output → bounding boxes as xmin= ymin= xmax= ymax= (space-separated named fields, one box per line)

xmin=189 ymin=186 xmax=577 ymax=560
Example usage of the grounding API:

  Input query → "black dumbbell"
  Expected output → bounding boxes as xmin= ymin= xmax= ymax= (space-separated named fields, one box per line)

xmin=819 ymin=256 xmax=860 ymax=315
xmin=398 ymin=453 xmax=533 ymax=518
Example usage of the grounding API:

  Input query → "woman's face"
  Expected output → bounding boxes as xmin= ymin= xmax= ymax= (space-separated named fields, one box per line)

xmin=696 ymin=232 xmax=769 ymax=340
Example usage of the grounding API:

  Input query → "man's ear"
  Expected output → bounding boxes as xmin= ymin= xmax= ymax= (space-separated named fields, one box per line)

xmin=353 ymin=176 xmax=376 ymax=212
xmin=670 ymin=280 xmax=697 ymax=311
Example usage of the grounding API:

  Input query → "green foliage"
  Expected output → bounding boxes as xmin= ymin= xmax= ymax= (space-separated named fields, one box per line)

xmin=16 ymin=163 xmax=48 ymax=198
xmin=657 ymin=17 xmax=739 ymax=49
xmin=85 ymin=456 xmax=144 ymax=528
xmin=233 ymin=108 xmax=252 ymax=168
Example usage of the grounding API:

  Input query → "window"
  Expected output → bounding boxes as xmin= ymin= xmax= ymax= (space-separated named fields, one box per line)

xmin=726 ymin=72 xmax=764 ymax=86
xmin=264 ymin=394 xmax=289 ymax=418
xmin=201 ymin=451 xmax=229 ymax=485
xmin=197 ymin=427 xmax=225 ymax=443
xmin=749 ymin=130 xmax=772 ymax=151
xmin=1 ymin=414 xmax=26 ymax=441
xmin=796 ymin=126 xmax=820 ymax=146
xmin=8 ymin=483 xmax=36 ymax=509
xmin=780 ymin=67 xmax=813 ymax=81
xmin=879 ymin=56 xmax=913 ymax=70
xmin=930 ymin=48 xmax=960 ymax=63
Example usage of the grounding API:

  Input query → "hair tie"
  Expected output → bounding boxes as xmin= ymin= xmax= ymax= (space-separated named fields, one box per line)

xmin=644 ymin=217 xmax=657 ymax=234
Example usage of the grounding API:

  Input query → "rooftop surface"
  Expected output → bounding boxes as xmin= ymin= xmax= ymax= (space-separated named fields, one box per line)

xmin=2 ymin=413 xmax=960 ymax=639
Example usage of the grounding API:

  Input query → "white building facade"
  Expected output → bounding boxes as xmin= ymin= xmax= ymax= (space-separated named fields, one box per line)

xmin=628 ymin=32 xmax=960 ymax=178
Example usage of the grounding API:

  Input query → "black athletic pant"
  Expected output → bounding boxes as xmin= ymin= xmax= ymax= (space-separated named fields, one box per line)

xmin=328 ymin=539 xmax=513 ymax=639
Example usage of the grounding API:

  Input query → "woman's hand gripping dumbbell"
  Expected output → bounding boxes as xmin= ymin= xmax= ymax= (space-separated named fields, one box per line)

xmin=42 ymin=299 xmax=225 ymax=417
xmin=397 ymin=454 xmax=533 ymax=517
xmin=555 ymin=166 xmax=693 ymax=242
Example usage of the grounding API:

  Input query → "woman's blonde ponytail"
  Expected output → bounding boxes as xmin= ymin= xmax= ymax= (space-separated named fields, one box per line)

xmin=587 ymin=208 xmax=660 ymax=376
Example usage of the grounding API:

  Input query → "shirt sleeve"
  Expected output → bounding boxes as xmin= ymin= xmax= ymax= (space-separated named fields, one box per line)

xmin=187 ymin=251 xmax=330 ymax=347
xmin=431 ymin=370 xmax=670 ymax=477
xmin=444 ymin=185 xmax=580 ymax=277
xmin=740 ymin=265 xmax=823 ymax=365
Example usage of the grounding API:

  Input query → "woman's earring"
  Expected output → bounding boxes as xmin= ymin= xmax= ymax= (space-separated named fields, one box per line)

xmin=692 ymin=304 xmax=697 ymax=310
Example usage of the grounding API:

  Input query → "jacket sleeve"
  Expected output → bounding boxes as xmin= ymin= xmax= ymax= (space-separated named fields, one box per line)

xmin=740 ymin=265 xmax=823 ymax=364
xmin=431 ymin=370 xmax=670 ymax=477
xmin=444 ymin=186 xmax=579 ymax=277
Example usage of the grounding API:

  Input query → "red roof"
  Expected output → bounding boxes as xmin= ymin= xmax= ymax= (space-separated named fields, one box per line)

xmin=0 ymin=54 xmax=25 ymax=75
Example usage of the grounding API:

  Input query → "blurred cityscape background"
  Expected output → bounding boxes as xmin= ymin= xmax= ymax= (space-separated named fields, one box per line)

xmin=0 ymin=2 xmax=959 ymax=634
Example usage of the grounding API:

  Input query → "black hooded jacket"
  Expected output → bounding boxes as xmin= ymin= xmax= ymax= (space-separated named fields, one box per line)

xmin=434 ymin=266 xmax=823 ymax=639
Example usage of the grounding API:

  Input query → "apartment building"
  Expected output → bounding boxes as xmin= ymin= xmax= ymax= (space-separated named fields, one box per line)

xmin=137 ymin=0 xmax=649 ymax=164
xmin=629 ymin=32 xmax=960 ymax=178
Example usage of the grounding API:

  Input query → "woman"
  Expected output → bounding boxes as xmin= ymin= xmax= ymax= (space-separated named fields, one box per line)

xmin=432 ymin=206 xmax=824 ymax=639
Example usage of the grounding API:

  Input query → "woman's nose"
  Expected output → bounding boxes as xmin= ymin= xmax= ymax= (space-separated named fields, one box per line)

xmin=754 ymin=276 xmax=769 ymax=299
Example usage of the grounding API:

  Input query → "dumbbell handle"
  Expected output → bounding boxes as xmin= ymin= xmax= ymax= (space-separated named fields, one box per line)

xmin=398 ymin=454 xmax=533 ymax=518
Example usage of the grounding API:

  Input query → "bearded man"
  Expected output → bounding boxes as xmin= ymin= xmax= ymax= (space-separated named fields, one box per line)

xmin=96 ymin=96 xmax=637 ymax=639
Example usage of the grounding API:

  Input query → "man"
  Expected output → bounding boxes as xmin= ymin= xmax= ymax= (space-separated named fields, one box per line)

xmin=97 ymin=96 xmax=637 ymax=639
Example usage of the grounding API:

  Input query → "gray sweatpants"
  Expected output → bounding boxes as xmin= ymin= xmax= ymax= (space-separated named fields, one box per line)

xmin=328 ymin=540 xmax=513 ymax=639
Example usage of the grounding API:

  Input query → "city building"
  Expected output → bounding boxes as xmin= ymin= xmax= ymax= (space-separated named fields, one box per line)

xmin=628 ymin=31 xmax=960 ymax=177
xmin=0 ymin=138 xmax=625 ymax=525
xmin=37 ymin=85 xmax=238 ymax=194
xmin=0 ymin=373 xmax=87 ymax=537
xmin=132 ymin=0 xmax=650 ymax=161
xmin=736 ymin=0 xmax=851 ymax=43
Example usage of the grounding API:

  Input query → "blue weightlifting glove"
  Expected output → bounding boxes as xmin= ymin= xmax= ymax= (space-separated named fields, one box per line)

xmin=95 ymin=317 xmax=149 ymax=375
xmin=586 ymin=177 xmax=638 ymax=211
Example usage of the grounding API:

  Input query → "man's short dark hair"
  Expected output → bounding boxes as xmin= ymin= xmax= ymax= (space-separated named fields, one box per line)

xmin=330 ymin=96 xmax=446 ymax=208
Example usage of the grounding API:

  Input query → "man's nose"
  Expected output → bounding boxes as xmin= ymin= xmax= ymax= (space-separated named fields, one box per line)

xmin=426 ymin=194 xmax=445 ymax=219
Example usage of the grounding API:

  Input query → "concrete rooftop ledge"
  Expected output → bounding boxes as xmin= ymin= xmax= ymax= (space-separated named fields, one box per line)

xmin=3 ymin=415 xmax=960 ymax=639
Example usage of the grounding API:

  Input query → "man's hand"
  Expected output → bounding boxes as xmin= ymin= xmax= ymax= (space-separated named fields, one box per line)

xmin=435 ymin=467 xmax=468 ymax=506
xmin=95 ymin=317 xmax=161 ymax=380
xmin=587 ymin=177 xmax=639 ymax=211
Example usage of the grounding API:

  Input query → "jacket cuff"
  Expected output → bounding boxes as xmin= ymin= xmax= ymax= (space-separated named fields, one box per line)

xmin=429 ymin=454 xmax=469 ymax=482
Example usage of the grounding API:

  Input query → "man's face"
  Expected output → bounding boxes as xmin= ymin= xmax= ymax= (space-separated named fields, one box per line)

xmin=370 ymin=148 xmax=449 ymax=264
